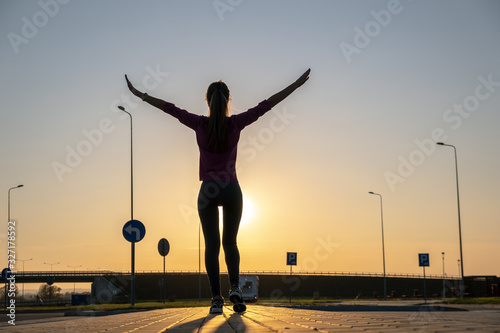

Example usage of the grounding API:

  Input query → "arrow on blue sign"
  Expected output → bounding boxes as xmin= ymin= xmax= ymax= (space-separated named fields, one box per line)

xmin=123 ymin=220 xmax=146 ymax=243
xmin=125 ymin=225 xmax=141 ymax=241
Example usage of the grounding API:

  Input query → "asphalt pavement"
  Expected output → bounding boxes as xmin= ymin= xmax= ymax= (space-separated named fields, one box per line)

xmin=1 ymin=301 xmax=499 ymax=332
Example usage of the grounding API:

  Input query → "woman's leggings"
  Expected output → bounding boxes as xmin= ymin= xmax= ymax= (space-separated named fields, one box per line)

xmin=198 ymin=181 xmax=243 ymax=297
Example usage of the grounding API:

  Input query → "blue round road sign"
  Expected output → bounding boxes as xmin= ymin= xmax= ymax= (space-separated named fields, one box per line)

xmin=123 ymin=220 xmax=146 ymax=243
xmin=1 ymin=268 xmax=11 ymax=280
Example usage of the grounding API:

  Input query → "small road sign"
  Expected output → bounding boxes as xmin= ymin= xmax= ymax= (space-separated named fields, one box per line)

xmin=1 ymin=268 xmax=11 ymax=280
xmin=123 ymin=220 xmax=146 ymax=243
xmin=287 ymin=252 xmax=297 ymax=266
xmin=158 ymin=238 xmax=170 ymax=257
xmin=419 ymin=253 xmax=430 ymax=267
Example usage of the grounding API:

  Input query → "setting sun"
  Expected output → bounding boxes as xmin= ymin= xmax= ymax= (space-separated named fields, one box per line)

xmin=217 ymin=194 xmax=255 ymax=228
xmin=241 ymin=194 xmax=255 ymax=227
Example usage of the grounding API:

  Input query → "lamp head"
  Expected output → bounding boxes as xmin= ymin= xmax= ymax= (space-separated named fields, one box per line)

xmin=18 ymin=184 xmax=23 ymax=188
xmin=118 ymin=106 xmax=125 ymax=111
xmin=436 ymin=142 xmax=445 ymax=145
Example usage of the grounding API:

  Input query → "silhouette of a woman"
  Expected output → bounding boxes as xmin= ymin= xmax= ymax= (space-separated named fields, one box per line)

xmin=125 ymin=69 xmax=310 ymax=313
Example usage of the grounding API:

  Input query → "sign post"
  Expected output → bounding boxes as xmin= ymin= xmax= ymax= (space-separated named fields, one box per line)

xmin=419 ymin=253 xmax=430 ymax=303
xmin=158 ymin=238 xmax=170 ymax=304
xmin=1 ymin=268 xmax=11 ymax=310
xmin=286 ymin=252 xmax=297 ymax=304
xmin=46 ymin=276 xmax=55 ymax=303
xmin=123 ymin=219 xmax=146 ymax=306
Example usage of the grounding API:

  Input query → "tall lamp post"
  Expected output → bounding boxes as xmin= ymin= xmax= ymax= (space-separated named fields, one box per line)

xmin=441 ymin=252 xmax=445 ymax=299
xmin=118 ymin=105 xmax=136 ymax=306
xmin=6 ymin=184 xmax=23 ymax=308
xmin=8 ymin=184 xmax=24 ymax=225
xmin=8 ymin=185 xmax=24 ymax=266
xmin=437 ymin=142 xmax=465 ymax=298
xmin=369 ymin=191 xmax=386 ymax=300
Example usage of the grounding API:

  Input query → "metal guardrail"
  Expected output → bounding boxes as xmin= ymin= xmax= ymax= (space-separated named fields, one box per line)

xmin=17 ymin=271 xmax=114 ymax=276
xmin=12 ymin=270 xmax=459 ymax=280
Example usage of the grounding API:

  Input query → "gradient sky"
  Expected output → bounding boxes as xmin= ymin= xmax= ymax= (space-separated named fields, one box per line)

xmin=1 ymin=0 xmax=499 ymax=280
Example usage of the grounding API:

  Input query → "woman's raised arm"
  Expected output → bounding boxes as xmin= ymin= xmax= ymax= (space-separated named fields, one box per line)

xmin=266 ymin=68 xmax=310 ymax=108
xmin=125 ymin=74 xmax=167 ymax=110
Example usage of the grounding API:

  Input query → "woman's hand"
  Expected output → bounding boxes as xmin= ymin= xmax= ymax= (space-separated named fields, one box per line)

xmin=267 ymin=68 xmax=311 ymax=108
xmin=294 ymin=68 xmax=310 ymax=88
xmin=125 ymin=74 xmax=142 ymax=97
xmin=125 ymin=74 xmax=167 ymax=110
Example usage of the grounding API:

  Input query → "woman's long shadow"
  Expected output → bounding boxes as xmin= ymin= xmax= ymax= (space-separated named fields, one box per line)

xmin=160 ymin=314 xmax=207 ymax=332
xmin=160 ymin=310 xmax=247 ymax=332
xmin=224 ymin=312 xmax=247 ymax=332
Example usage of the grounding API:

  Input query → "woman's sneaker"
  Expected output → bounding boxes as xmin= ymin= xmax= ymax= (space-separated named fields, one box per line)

xmin=229 ymin=287 xmax=246 ymax=313
xmin=209 ymin=296 xmax=224 ymax=314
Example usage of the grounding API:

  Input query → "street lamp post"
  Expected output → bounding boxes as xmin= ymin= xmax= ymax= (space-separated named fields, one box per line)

xmin=68 ymin=265 xmax=82 ymax=294
xmin=118 ymin=105 xmax=136 ymax=306
xmin=437 ymin=142 xmax=465 ymax=298
xmin=44 ymin=262 xmax=59 ymax=304
xmin=44 ymin=262 xmax=60 ymax=272
xmin=441 ymin=252 xmax=445 ymax=299
xmin=118 ymin=106 xmax=134 ymax=229
xmin=369 ymin=191 xmax=387 ymax=300
xmin=8 ymin=185 xmax=24 ymax=267
xmin=6 ymin=184 xmax=23 ymax=308
xmin=8 ymin=184 xmax=24 ymax=226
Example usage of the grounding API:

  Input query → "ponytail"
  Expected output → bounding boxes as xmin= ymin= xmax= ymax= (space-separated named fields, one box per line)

xmin=206 ymin=81 xmax=230 ymax=152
